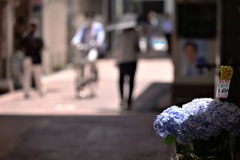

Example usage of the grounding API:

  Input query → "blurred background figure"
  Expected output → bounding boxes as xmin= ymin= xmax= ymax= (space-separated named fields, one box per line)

xmin=146 ymin=11 xmax=160 ymax=57
xmin=12 ymin=47 xmax=25 ymax=90
xmin=71 ymin=11 xmax=105 ymax=98
xmin=161 ymin=13 xmax=173 ymax=56
xmin=21 ymin=19 xmax=44 ymax=99
xmin=72 ymin=11 xmax=105 ymax=56
xmin=112 ymin=13 xmax=140 ymax=110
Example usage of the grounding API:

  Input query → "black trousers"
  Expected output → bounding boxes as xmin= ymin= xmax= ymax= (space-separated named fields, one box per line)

xmin=118 ymin=61 xmax=137 ymax=106
xmin=165 ymin=33 xmax=172 ymax=55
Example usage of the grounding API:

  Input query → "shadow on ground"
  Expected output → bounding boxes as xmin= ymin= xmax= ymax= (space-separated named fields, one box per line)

xmin=0 ymin=114 xmax=171 ymax=160
xmin=133 ymin=82 xmax=172 ymax=112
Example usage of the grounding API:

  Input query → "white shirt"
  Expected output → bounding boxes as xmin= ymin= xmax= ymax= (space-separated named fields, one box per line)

xmin=71 ymin=21 xmax=105 ymax=47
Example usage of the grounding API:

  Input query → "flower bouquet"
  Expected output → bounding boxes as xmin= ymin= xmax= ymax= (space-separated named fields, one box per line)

xmin=154 ymin=98 xmax=240 ymax=160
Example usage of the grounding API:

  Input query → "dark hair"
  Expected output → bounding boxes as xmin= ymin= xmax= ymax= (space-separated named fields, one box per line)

xmin=184 ymin=41 xmax=198 ymax=52
xmin=84 ymin=11 xmax=95 ymax=19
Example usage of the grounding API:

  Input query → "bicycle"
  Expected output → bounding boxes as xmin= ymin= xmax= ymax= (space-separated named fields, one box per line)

xmin=73 ymin=40 xmax=98 ymax=99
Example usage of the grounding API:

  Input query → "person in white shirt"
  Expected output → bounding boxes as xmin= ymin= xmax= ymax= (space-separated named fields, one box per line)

xmin=71 ymin=11 xmax=105 ymax=97
xmin=71 ymin=11 xmax=105 ymax=51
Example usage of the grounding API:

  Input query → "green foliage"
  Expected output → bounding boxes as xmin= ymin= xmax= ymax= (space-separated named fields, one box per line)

xmin=165 ymin=135 xmax=176 ymax=144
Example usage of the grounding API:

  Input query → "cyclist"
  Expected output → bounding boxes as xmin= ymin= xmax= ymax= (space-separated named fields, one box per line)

xmin=71 ymin=11 xmax=105 ymax=98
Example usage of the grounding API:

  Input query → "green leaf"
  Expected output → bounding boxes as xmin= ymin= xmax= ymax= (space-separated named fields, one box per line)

xmin=165 ymin=135 xmax=176 ymax=144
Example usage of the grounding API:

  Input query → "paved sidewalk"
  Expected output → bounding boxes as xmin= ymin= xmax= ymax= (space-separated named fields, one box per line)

xmin=0 ymin=58 xmax=174 ymax=160
xmin=0 ymin=59 xmax=173 ymax=115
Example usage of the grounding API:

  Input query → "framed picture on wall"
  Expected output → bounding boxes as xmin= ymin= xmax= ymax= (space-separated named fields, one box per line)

xmin=180 ymin=39 xmax=209 ymax=77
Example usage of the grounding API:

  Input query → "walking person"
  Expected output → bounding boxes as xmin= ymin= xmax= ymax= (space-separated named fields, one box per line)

xmin=146 ymin=11 xmax=159 ymax=57
xmin=112 ymin=13 xmax=140 ymax=110
xmin=162 ymin=13 xmax=173 ymax=56
xmin=21 ymin=19 xmax=44 ymax=99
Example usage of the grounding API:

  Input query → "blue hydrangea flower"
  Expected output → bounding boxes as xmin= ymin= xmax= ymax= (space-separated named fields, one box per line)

xmin=154 ymin=98 xmax=240 ymax=145
xmin=154 ymin=106 xmax=188 ymax=138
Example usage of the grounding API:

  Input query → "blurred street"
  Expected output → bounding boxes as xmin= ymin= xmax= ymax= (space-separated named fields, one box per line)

xmin=0 ymin=58 xmax=174 ymax=160
xmin=1 ymin=0 xmax=240 ymax=159
xmin=0 ymin=58 xmax=173 ymax=115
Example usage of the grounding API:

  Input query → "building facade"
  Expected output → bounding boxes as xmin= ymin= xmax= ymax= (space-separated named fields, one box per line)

xmin=0 ymin=0 xmax=15 ymax=93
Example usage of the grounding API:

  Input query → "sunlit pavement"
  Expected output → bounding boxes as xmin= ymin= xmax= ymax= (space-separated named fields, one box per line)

xmin=0 ymin=58 xmax=174 ymax=160
xmin=0 ymin=58 xmax=173 ymax=116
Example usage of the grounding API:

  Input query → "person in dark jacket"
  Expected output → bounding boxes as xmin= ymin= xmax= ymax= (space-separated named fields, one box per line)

xmin=22 ymin=19 xmax=44 ymax=99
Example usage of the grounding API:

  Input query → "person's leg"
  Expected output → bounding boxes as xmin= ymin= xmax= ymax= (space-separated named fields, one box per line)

xmin=75 ymin=64 xmax=86 ymax=97
xmin=80 ymin=64 xmax=85 ymax=80
xmin=119 ymin=64 xmax=125 ymax=103
xmin=166 ymin=34 xmax=171 ymax=55
xmin=76 ymin=64 xmax=85 ymax=86
xmin=128 ymin=62 xmax=137 ymax=107
xmin=89 ymin=61 xmax=98 ymax=83
xmin=88 ymin=62 xmax=96 ymax=97
xmin=147 ymin=26 xmax=155 ymax=57
xmin=22 ymin=57 xmax=32 ymax=98
xmin=33 ymin=64 xmax=43 ymax=96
